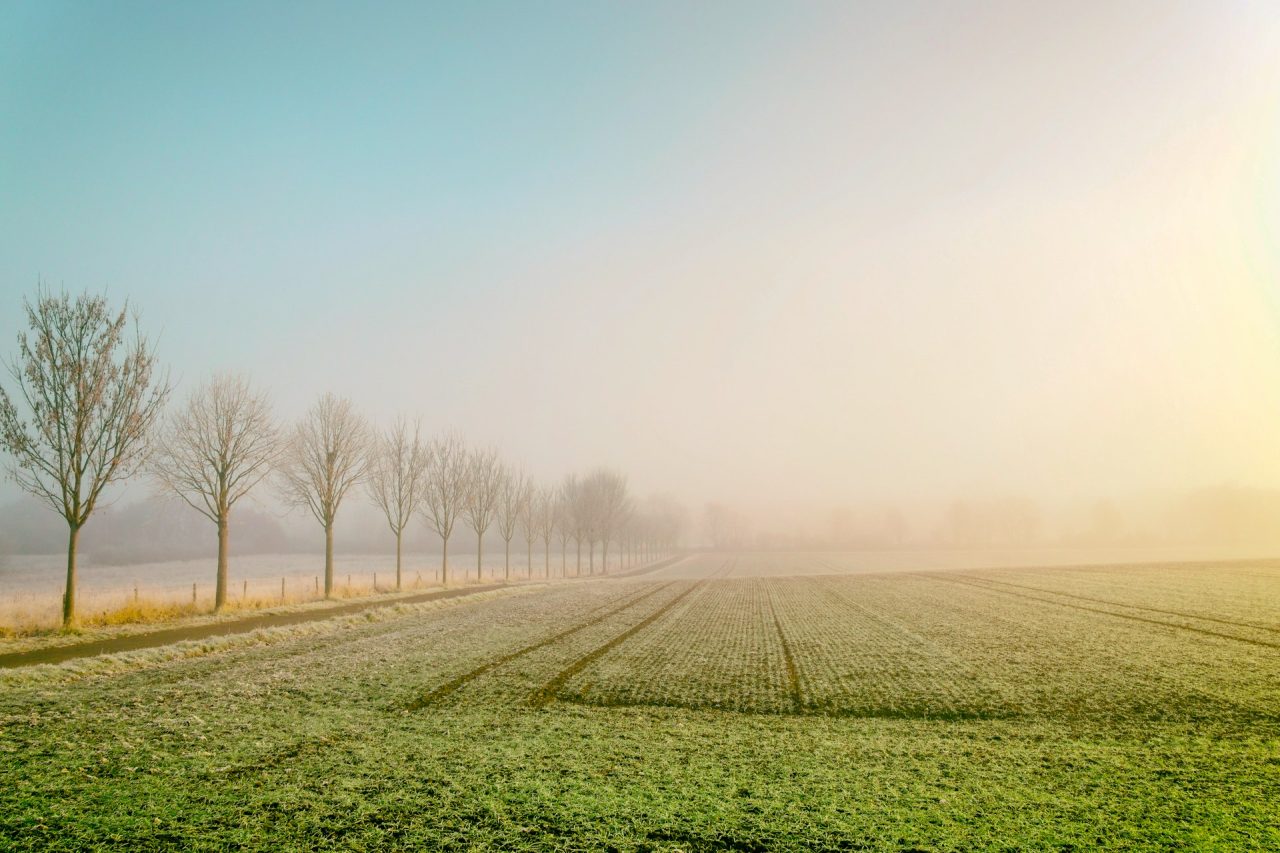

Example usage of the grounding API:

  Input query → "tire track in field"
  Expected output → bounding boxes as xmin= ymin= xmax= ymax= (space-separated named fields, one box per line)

xmin=761 ymin=580 xmax=804 ymax=713
xmin=527 ymin=574 xmax=729 ymax=709
xmin=962 ymin=575 xmax=1280 ymax=635
xmin=925 ymin=574 xmax=1280 ymax=650
xmin=808 ymin=573 xmax=933 ymax=646
xmin=406 ymin=582 xmax=674 ymax=709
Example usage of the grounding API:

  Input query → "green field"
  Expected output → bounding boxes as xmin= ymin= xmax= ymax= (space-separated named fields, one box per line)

xmin=2 ymin=554 xmax=1278 ymax=851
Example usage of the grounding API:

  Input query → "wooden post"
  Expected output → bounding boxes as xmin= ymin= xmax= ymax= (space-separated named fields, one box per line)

xmin=243 ymin=579 xmax=248 ymax=600
xmin=192 ymin=583 xmax=197 ymax=605
xmin=315 ymin=576 xmax=319 ymax=595
xmin=281 ymin=577 xmax=285 ymax=602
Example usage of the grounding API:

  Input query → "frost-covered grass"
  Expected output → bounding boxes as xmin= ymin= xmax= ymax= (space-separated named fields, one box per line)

xmin=0 ymin=581 xmax=510 ymax=655
xmin=1 ymin=561 xmax=1277 ymax=850
xmin=0 ymin=550 xmax=571 ymax=636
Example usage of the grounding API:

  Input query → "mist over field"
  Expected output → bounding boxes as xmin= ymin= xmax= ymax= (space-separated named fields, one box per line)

xmin=4 ymin=3 xmax=1280 ymax=568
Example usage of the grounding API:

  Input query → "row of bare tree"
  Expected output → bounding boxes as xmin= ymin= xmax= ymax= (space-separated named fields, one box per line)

xmin=0 ymin=289 xmax=682 ymax=626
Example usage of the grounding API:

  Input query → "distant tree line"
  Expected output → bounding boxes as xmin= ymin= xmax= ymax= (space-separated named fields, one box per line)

xmin=0 ymin=288 xmax=684 ymax=626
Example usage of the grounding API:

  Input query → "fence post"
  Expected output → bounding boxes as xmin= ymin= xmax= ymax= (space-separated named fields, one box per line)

xmin=315 ymin=576 xmax=319 ymax=596
xmin=243 ymin=579 xmax=247 ymax=600
xmin=192 ymin=583 xmax=196 ymax=605
xmin=281 ymin=577 xmax=285 ymax=602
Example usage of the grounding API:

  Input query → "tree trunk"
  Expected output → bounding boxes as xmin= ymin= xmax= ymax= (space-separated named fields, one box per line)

xmin=63 ymin=524 xmax=79 ymax=627
xmin=395 ymin=530 xmax=403 ymax=590
xmin=504 ymin=539 xmax=510 ymax=582
xmin=527 ymin=541 xmax=532 ymax=579
xmin=544 ymin=541 xmax=550 ymax=578
xmin=324 ymin=523 xmax=334 ymax=598
xmin=576 ymin=539 xmax=582 ymax=576
xmin=441 ymin=535 xmax=449 ymax=586
xmin=215 ymin=516 xmax=229 ymax=610
xmin=588 ymin=541 xmax=595 ymax=575
xmin=602 ymin=541 xmax=609 ymax=575
xmin=477 ymin=532 xmax=483 ymax=583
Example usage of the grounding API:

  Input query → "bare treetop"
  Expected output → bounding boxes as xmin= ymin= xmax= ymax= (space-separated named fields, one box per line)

xmin=367 ymin=416 xmax=428 ymax=537
xmin=0 ymin=289 xmax=170 ymax=527
xmin=464 ymin=446 xmax=504 ymax=537
xmin=421 ymin=431 xmax=468 ymax=541
xmin=496 ymin=465 xmax=529 ymax=543
xmin=277 ymin=393 xmax=369 ymax=528
xmin=152 ymin=373 xmax=278 ymax=523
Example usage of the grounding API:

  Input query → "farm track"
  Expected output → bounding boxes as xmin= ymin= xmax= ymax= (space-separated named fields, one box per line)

xmin=762 ymin=581 xmax=803 ymax=713
xmin=0 ymin=583 xmax=510 ymax=669
xmin=528 ymin=581 xmax=707 ymax=708
xmin=406 ymin=582 xmax=675 ymax=709
xmin=926 ymin=573 xmax=1280 ymax=650
xmin=964 ymin=575 xmax=1280 ymax=634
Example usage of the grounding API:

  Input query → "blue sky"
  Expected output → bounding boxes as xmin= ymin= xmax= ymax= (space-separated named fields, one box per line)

xmin=2 ymin=2 xmax=1280 ymax=513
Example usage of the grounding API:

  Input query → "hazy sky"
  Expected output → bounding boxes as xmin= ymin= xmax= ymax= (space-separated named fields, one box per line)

xmin=2 ymin=1 xmax=1280 ymax=512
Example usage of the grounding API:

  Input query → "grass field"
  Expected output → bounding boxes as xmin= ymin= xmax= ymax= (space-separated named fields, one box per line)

xmin=2 ymin=553 xmax=1277 ymax=850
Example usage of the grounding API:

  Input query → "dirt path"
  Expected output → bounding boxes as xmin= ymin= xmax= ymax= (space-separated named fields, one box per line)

xmin=0 ymin=583 xmax=508 ymax=670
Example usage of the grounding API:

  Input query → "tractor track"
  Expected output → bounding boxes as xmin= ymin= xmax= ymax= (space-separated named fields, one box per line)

xmin=405 ymin=581 xmax=675 ymax=710
xmin=528 ymin=560 xmax=737 ymax=708
xmin=958 ymin=575 xmax=1280 ymax=635
xmin=761 ymin=580 xmax=804 ymax=713
xmin=527 ymin=581 xmax=707 ymax=708
xmin=925 ymin=573 xmax=1280 ymax=650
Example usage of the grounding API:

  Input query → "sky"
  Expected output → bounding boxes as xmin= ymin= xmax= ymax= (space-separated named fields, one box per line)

xmin=2 ymin=1 xmax=1280 ymax=520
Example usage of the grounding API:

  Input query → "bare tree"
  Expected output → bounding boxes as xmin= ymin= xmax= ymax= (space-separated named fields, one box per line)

xmin=554 ymin=490 xmax=572 ymax=576
xmin=517 ymin=477 xmax=539 ymax=578
xmin=152 ymin=374 xmax=277 ymax=610
xmin=536 ymin=484 xmax=557 ymax=578
xmin=576 ymin=474 xmax=602 ymax=574
xmin=562 ymin=474 xmax=586 ymax=575
xmin=0 ymin=289 xmax=170 ymax=626
xmin=585 ymin=468 xmax=630 ymax=574
xmin=277 ymin=393 xmax=368 ymax=598
xmin=366 ymin=417 xmax=428 ymax=590
xmin=494 ymin=465 xmax=529 ymax=582
xmin=421 ymin=432 xmax=467 ymax=585
xmin=463 ymin=446 xmax=503 ymax=583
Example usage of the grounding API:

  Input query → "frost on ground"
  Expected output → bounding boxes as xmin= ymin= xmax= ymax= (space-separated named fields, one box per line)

xmin=1 ymin=556 xmax=1278 ymax=850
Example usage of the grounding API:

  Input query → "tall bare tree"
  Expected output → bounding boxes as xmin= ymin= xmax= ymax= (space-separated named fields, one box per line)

xmin=421 ymin=432 xmax=467 ymax=585
xmin=277 ymin=393 xmax=368 ymax=598
xmin=0 ymin=289 xmax=169 ymax=626
xmin=152 ymin=374 xmax=277 ymax=610
xmin=463 ymin=446 xmax=503 ymax=582
xmin=517 ymin=477 xmax=539 ymax=578
xmin=585 ymin=468 xmax=631 ymax=574
xmin=575 ymin=473 xmax=601 ymax=574
xmin=562 ymin=474 xmax=586 ymax=575
xmin=494 ymin=465 xmax=529 ymax=582
xmin=553 ymin=490 xmax=572 ymax=576
xmin=536 ymin=484 xmax=557 ymax=578
xmin=366 ymin=417 xmax=427 ymax=590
